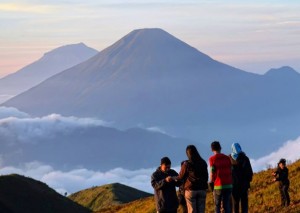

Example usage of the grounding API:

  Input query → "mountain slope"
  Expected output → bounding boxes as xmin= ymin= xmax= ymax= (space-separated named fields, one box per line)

xmin=2 ymin=28 xmax=257 ymax=121
xmin=0 ymin=43 xmax=98 ymax=103
xmin=69 ymin=183 xmax=152 ymax=211
xmin=3 ymin=28 xmax=300 ymax=158
xmin=94 ymin=159 xmax=300 ymax=213
xmin=0 ymin=174 xmax=91 ymax=213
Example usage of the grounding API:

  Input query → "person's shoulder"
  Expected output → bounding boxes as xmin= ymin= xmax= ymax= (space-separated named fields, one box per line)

xmin=169 ymin=169 xmax=179 ymax=176
xmin=219 ymin=153 xmax=231 ymax=160
xmin=152 ymin=167 xmax=161 ymax=176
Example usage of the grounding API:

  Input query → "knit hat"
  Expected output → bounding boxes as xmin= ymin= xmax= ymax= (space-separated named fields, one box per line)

xmin=278 ymin=158 xmax=286 ymax=165
xmin=161 ymin=157 xmax=171 ymax=165
xmin=231 ymin=143 xmax=242 ymax=160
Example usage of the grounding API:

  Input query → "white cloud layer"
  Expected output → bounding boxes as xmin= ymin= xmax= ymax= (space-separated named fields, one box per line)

xmin=0 ymin=107 xmax=111 ymax=144
xmin=0 ymin=136 xmax=299 ymax=195
xmin=250 ymin=136 xmax=300 ymax=171
xmin=0 ymin=106 xmax=299 ymax=195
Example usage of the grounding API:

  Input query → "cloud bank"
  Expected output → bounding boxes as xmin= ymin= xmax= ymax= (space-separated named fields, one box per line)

xmin=1 ymin=136 xmax=299 ymax=195
xmin=0 ymin=107 xmax=110 ymax=144
xmin=0 ymin=106 xmax=299 ymax=194
xmin=251 ymin=136 xmax=300 ymax=171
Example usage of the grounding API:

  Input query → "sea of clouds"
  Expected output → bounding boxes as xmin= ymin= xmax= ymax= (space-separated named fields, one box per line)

xmin=0 ymin=106 xmax=299 ymax=194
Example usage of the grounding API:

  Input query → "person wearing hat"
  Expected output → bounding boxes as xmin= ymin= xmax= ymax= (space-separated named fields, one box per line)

xmin=151 ymin=156 xmax=180 ymax=213
xmin=229 ymin=143 xmax=253 ymax=213
xmin=272 ymin=158 xmax=290 ymax=207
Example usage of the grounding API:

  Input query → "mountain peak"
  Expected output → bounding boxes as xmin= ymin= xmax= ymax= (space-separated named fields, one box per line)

xmin=69 ymin=182 xmax=152 ymax=211
xmin=43 ymin=43 xmax=98 ymax=58
xmin=264 ymin=66 xmax=299 ymax=77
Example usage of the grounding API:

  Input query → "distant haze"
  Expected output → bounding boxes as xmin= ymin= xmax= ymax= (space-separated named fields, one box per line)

xmin=1 ymin=1 xmax=299 ymax=77
xmin=0 ymin=43 xmax=98 ymax=103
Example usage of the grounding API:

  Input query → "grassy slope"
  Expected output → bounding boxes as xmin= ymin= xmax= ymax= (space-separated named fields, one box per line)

xmin=0 ymin=174 xmax=91 ymax=213
xmin=96 ymin=159 xmax=300 ymax=213
xmin=69 ymin=182 xmax=152 ymax=212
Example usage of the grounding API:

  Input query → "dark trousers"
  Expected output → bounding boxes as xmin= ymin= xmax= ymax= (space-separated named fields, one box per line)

xmin=232 ymin=187 xmax=249 ymax=213
xmin=214 ymin=188 xmax=232 ymax=213
xmin=279 ymin=184 xmax=290 ymax=207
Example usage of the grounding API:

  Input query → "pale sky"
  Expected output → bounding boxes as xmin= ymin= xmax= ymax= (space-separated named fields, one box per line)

xmin=0 ymin=0 xmax=299 ymax=78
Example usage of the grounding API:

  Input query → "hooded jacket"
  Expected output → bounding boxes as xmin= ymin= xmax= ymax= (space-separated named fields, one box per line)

xmin=151 ymin=167 xmax=179 ymax=212
xmin=230 ymin=152 xmax=253 ymax=189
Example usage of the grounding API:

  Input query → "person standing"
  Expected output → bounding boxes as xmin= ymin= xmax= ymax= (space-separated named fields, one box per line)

xmin=229 ymin=143 xmax=253 ymax=213
xmin=151 ymin=156 xmax=180 ymax=213
xmin=178 ymin=161 xmax=188 ymax=213
xmin=272 ymin=158 xmax=290 ymax=207
xmin=209 ymin=141 xmax=232 ymax=213
xmin=176 ymin=145 xmax=208 ymax=213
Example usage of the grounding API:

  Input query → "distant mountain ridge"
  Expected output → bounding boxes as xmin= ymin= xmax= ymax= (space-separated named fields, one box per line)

xmin=0 ymin=43 xmax=98 ymax=103
xmin=2 ymin=28 xmax=300 ymax=158
xmin=0 ymin=124 xmax=191 ymax=171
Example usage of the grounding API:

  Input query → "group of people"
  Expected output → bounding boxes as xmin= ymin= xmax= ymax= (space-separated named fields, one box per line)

xmin=151 ymin=141 xmax=290 ymax=213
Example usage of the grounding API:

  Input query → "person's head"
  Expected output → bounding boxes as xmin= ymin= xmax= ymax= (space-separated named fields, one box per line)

xmin=186 ymin=145 xmax=201 ymax=162
xmin=211 ymin=141 xmax=221 ymax=152
xmin=231 ymin=142 xmax=242 ymax=160
xmin=160 ymin=156 xmax=171 ymax=172
xmin=231 ymin=143 xmax=242 ymax=154
xmin=278 ymin=158 xmax=286 ymax=169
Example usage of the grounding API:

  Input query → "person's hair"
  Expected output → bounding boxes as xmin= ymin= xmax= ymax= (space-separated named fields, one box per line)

xmin=186 ymin=145 xmax=202 ymax=164
xmin=160 ymin=156 xmax=171 ymax=165
xmin=211 ymin=141 xmax=221 ymax=152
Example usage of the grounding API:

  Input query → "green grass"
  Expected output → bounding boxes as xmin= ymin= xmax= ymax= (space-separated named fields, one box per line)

xmin=69 ymin=182 xmax=152 ymax=211
xmin=93 ymin=159 xmax=300 ymax=213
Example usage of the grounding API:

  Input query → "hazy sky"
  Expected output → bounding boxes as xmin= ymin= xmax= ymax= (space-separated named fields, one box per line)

xmin=1 ymin=0 xmax=299 ymax=77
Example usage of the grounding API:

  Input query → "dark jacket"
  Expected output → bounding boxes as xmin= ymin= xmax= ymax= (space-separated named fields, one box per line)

xmin=177 ymin=160 xmax=208 ymax=191
xmin=230 ymin=153 xmax=253 ymax=189
xmin=151 ymin=167 xmax=180 ymax=212
xmin=274 ymin=167 xmax=289 ymax=186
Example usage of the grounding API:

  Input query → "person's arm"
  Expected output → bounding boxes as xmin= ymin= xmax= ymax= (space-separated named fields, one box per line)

xmin=151 ymin=173 xmax=167 ymax=190
xmin=173 ymin=166 xmax=186 ymax=187
xmin=208 ymin=157 xmax=215 ymax=190
xmin=208 ymin=157 xmax=215 ymax=183
xmin=176 ymin=161 xmax=188 ymax=182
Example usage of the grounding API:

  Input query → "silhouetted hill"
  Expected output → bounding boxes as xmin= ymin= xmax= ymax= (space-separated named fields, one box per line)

xmin=0 ymin=174 xmax=91 ymax=213
xmin=69 ymin=183 xmax=152 ymax=212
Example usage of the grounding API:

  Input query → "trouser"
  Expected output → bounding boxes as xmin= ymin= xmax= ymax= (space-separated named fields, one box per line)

xmin=185 ymin=190 xmax=207 ymax=213
xmin=213 ymin=188 xmax=232 ymax=213
xmin=279 ymin=184 xmax=290 ymax=207
xmin=232 ymin=187 xmax=249 ymax=213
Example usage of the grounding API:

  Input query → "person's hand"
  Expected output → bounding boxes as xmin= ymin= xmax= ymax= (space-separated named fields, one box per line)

xmin=209 ymin=182 xmax=214 ymax=191
xmin=165 ymin=176 xmax=173 ymax=182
